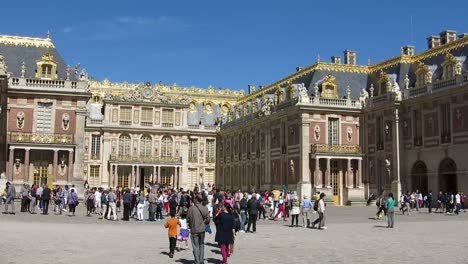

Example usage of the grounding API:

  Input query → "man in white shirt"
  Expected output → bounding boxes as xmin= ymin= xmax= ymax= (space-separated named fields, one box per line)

xmin=94 ymin=188 xmax=102 ymax=215
xmin=455 ymin=192 xmax=461 ymax=215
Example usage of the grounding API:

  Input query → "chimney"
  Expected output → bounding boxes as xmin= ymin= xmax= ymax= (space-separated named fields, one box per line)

xmin=248 ymin=84 xmax=256 ymax=94
xmin=259 ymin=85 xmax=264 ymax=90
xmin=440 ymin=30 xmax=457 ymax=45
xmin=344 ymin=50 xmax=356 ymax=65
xmin=296 ymin=67 xmax=303 ymax=72
xmin=427 ymin=35 xmax=441 ymax=49
xmin=458 ymin=33 xmax=468 ymax=39
xmin=401 ymin=45 xmax=415 ymax=56
xmin=331 ymin=56 xmax=341 ymax=64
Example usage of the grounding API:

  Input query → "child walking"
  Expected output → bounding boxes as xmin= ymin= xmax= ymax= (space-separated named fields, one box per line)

xmin=164 ymin=210 xmax=180 ymax=258
xmin=177 ymin=212 xmax=190 ymax=250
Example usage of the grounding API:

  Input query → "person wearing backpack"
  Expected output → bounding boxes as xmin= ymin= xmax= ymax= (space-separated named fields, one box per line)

xmin=375 ymin=192 xmax=386 ymax=220
xmin=312 ymin=193 xmax=326 ymax=229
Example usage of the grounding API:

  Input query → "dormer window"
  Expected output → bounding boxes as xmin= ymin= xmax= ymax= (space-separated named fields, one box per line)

xmin=415 ymin=62 xmax=431 ymax=88
xmin=441 ymin=53 xmax=457 ymax=80
xmin=35 ymin=52 xmax=58 ymax=80
xmin=320 ymin=74 xmax=338 ymax=98
xmin=378 ymin=71 xmax=390 ymax=95
xmin=41 ymin=64 xmax=52 ymax=78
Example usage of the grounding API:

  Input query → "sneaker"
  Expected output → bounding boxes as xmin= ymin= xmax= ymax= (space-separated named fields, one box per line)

xmin=239 ymin=230 xmax=245 ymax=233
xmin=320 ymin=226 xmax=327 ymax=230
xmin=63 ymin=209 xmax=67 ymax=212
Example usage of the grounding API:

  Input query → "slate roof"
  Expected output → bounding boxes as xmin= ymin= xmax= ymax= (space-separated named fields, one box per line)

xmin=0 ymin=36 xmax=74 ymax=80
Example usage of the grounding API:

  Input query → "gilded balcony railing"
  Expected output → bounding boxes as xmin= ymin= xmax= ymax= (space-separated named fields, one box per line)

xmin=110 ymin=155 xmax=182 ymax=164
xmin=9 ymin=132 xmax=74 ymax=144
xmin=310 ymin=144 xmax=361 ymax=154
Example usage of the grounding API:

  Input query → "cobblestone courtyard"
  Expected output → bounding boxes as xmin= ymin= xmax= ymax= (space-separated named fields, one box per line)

xmin=0 ymin=204 xmax=467 ymax=264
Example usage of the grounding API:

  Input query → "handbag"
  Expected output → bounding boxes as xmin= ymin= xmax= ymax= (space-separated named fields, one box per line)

xmin=196 ymin=205 xmax=212 ymax=234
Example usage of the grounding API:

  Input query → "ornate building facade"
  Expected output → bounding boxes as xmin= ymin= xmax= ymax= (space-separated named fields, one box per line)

xmin=0 ymin=34 xmax=88 ymax=190
xmin=84 ymin=80 xmax=241 ymax=190
xmin=217 ymin=30 xmax=468 ymax=204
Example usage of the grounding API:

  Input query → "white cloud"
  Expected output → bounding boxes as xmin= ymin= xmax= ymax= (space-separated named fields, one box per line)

xmin=62 ymin=27 xmax=73 ymax=33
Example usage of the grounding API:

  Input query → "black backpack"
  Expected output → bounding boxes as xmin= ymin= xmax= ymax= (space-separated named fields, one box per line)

xmin=313 ymin=199 xmax=319 ymax=211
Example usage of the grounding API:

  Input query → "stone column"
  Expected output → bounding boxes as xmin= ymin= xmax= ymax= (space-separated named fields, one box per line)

xmin=297 ymin=113 xmax=311 ymax=199
xmin=131 ymin=165 xmax=135 ymax=188
xmin=358 ymin=159 xmax=363 ymax=188
xmin=68 ymin=150 xmax=74 ymax=184
xmin=24 ymin=149 xmax=30 ymax=183
xmin=325 ymin=158 xmax=331 ymax=188
xmin=53 ymin=150 xmax=58 ymax=183
xmin=157 ymin=166 xmax=161 ymax=184
xmin=172 ymin=166 xmax=176 ymax=187
xmin=136 ymin=165 xmax=140 ymax=187
xmin=152 ymin=166 xmax=157 ymax=183
xmin=109 ymin=164 xmax=114 ymax=187
xmin=347 ymin=158 xmax=353 ymax=188
xmin=314 ymin=158 xmax=321 ymax=187
xmin=114 ymin=165 xmax=118 ymax=188
xmin=8 ymin=148 xmax=14 ymax=181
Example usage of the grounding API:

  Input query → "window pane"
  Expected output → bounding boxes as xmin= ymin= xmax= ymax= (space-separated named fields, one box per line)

xmin=120 ymin=107 xmax=132 ymax=126
xmin=161 ymin=136 xmax=173 ymax=157
xmin=189 ymin=139 xmax=198 ymax=162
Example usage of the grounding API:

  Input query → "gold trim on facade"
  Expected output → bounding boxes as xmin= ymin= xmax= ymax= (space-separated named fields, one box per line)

xmin=310 ymin=144 xmax=361 ymax=154
xmin=9 ymin=132 xmax=74 ymax=144
xmin=236 ymin=36 xmax=468 ymax=104
xmin=110 ymin=155 xmax=182 ymax=164
xmin=0 ymin=34 xmax=55 ymax=48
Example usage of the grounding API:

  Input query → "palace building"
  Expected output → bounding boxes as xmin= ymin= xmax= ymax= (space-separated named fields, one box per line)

xmin=217 ymin=30 xmax=468 ymax=204
xmin=1 ymin=30 xmax=467 ymax=204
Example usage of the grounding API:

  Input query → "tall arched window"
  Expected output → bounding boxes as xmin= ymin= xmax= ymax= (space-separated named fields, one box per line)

xmin=119 ymin=134 xmax=131 ymax=157
xmin=161 ymin=136 xmax=173 ymax=157
xmin=140 ymin=135 xmax=152 ymax=157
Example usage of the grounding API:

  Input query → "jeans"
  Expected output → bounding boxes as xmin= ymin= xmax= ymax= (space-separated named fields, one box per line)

xmin=387 ymin=208 xmax=394 ymax=227
xmin=4 ymin=197 xmax=15 ymax=213
xmin=291 ymin=214 xmax=299 ymax=226
xmin=43 ymin=200 xmax=50 ymax=214
xmin=247 ymin=213 xmax=257 ymax=232
xmin=191 ymin=232 xmax=205 ymax=264
xmin=156 ymin=205 xmax=163 ymax=220
xmin=240 ymin=211 xmax=246 ymax=231
xmin=313 ymin=212 xmax=326 ymax=228
xmin=29 ymin=197 xmax=36 ymax=213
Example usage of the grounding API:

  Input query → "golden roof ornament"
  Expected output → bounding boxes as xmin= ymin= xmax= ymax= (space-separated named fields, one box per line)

xmin=46 ymin=30 xmax=51 ymax=40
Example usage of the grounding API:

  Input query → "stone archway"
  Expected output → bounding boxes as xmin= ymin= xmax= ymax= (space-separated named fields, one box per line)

xmin=411 ymin=161 xmax=428 ymax=195
xmin=438 ymin=158 xmax=457 ymax=193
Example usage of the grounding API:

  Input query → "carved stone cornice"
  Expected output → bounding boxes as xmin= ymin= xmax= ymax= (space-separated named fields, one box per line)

xmin=0 ymin=35 xmax=55 ymax=48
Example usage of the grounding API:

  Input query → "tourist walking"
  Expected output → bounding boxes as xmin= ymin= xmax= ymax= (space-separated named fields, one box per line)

xmin=177 ymin=212 xmax=190 ymax=250
xmin=165 ymin=210 xmax=180 ymax=258
xmin=426 ymin=190 xmax=433 ymax=213
xmin=312 ymin=193 xmax=326 ymax=229
xmin=29 ymin=184 xmax=37 ymax=214
xmin=300 ymin=194 xmax=312 ymax=228
xmin=375 ymin=192 xmax=386 ymax=220
xmin=290 ymin=196 xmax=300 ymax=227
xmin=122 ymin=188 xmax=131 ymax=221
xmin=107 ymin=188 xmax=117 ymax=220
xmin=273 ymin=194 xmax=287 ymax=221
xmin=148 ymin=189 xmax=157 ymax=221
xmin=386 ymin=193 xmax=395 ymax=228
xmin=187 ymin=195 xmax=210 ymax=264
xmin=239 ymin=193 xmax=248 ymax=232
xmin=67 ymin=189 xmax=79 ymax=216
xmin=136 ymin=191 xmax=145 ymax=221
xmin=246 ymin=193 xmax=259 ymax=233
xmin=20 ymin=183 xmax=29 ymax=212
xmin=214 ymin=203 xmax=235 ymax=264
xmin=86 ymin=188 xmax=95 ymax=216
xmin=41 ymin=184 xmax=51 ymax=215
xmin=3 ymin=182 xmax=16 ymax=214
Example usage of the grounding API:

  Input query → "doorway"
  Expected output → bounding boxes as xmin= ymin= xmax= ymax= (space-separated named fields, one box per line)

xmin=439 ymin=158 xmax=457 ymax=193
xmin=411 ymin=161 xmax=428 ymax=195
xmin=330 ymin=160 xmax=340 ymax=205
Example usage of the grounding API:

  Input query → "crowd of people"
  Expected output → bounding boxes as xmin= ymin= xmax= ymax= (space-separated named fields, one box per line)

xmin=2 ymin=180 xmax=329 ymax=264
xmin=374 ymin=190 xmax=467 ymax=228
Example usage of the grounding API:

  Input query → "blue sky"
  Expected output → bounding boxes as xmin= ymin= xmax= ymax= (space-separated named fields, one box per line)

xmin=2 ymin=0 xmax=467 ymax=91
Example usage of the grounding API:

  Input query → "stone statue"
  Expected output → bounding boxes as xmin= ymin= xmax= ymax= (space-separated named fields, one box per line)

xmin=66 ymin=65 xmax=71 ymax=80
xmin=347 ymin=127 xmax=353 ymax=142
xmin=314 ymin=125 xmax=320 ymax=141
xmin=290 ymin=160 xmax=294 ymax=175
xmin=358 ymin=88 xmax=369 ymax=107
xmin=314 ymin=84 xmax=319 ymax=97
xmin=393 ymin=81 xmax=402 ymax=101
xmin=0 ymin=54 xmax=7 ymax=75
xmin=298 ymin=83 xmax=308 ymax=103
xmin=455 ymin=60 xmax=462 ymax=75
xmin=385 ymin=159 xmax=391 ymax=178
xmin=260 ymin=97 xmax=274 ymax=116
xmin=79 ymin=68 xmax=88 ymax=81
xmin=404 ymin=74 xmax=410 ymax=90
xmin=16 ymin=112 xmax=25 ymax=129
xmin=21 ymin=62 xmax=26 ymax=78
xmin=369 ymin=84 xmax=375 ymax=97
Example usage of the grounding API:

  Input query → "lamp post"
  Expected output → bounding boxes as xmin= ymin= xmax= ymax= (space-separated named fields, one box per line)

xmin=392 ymin=108 xmax=402 ymax=202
